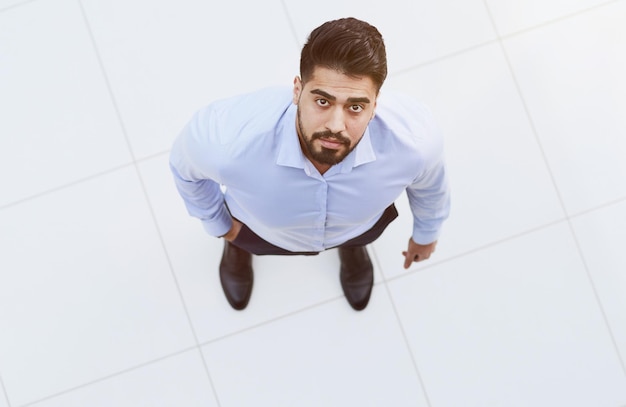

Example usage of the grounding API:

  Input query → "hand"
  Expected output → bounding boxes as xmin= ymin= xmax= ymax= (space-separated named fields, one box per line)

xmin=402 ymin=239 xmax=437 ymax=269
xmin=222 ymin=219 xmax=243 ymax=242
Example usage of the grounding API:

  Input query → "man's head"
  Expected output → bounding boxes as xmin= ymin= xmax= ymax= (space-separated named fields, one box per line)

xmin=293 ymin=18 xmax=387 ymax=173
xmin=299 ymin=17 xmax=387 ymax=94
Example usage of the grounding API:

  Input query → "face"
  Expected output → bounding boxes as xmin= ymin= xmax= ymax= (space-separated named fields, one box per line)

xmin=293 ymin=66 xmax=378 ymax=172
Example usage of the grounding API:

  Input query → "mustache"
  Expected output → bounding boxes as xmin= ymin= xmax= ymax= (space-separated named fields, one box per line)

xmin=311 ymin=131 xmax=350 ymax=145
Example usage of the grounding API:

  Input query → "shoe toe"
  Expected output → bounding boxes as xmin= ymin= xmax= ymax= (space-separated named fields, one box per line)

xmin=340 ymin=270 xmax=373 ymax=311
xmin=339 ymin=246 xmax=374 ymax=311
xmin=219 ymin=242 xmax=253 ymax=310
xmin=220 ymin=276 xmax=253 ymax=310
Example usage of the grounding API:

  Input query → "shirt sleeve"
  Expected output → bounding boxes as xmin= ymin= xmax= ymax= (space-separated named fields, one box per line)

xmin=404 ymin=102 xmax=451 ymax=245
xmin=169 ymin=110 xmax=233 ymax=237
xmin=406 ymin=156 xmax=451 ymax=245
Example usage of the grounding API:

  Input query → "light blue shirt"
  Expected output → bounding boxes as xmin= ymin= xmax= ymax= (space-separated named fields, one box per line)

xmin=170 ymin=86 xmax=450 ymax=252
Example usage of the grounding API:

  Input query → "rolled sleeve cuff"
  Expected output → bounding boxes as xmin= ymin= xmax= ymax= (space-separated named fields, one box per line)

xmin=412 ymin=227 xmax=441 ymax=245
xmin=201 ymin=205 xmax=233 ymax=237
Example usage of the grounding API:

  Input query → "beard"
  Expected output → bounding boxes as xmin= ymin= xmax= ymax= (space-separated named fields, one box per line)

xmin=296 ymin=107 xmax=357 ymax=166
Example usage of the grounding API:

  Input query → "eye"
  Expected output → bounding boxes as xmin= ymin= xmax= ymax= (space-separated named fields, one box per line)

xmin=349 ymin=104 xmax=364 ymax=113
xmin=316 ymin=99 xmax=329 ymax=107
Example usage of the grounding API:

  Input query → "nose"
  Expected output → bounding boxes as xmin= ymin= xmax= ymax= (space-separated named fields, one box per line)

xmin=325 ymin=107 xmax=346 ymax=134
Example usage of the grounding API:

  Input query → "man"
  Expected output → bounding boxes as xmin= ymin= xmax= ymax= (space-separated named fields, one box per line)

xmin=170 ymin=17 xmax=450 ymax=311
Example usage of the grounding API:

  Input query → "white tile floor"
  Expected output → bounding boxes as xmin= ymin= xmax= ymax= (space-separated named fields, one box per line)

xmin=1 ymin=0 xmax=625 ymax=406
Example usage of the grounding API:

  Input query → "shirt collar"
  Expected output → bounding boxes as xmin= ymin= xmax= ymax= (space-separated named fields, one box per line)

xmin=276 ymin=104 xmax=376 ymax=174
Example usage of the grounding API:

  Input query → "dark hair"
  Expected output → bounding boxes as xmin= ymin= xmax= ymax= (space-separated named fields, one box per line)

xmin=300 ymin=17 xmax=387 ymax=92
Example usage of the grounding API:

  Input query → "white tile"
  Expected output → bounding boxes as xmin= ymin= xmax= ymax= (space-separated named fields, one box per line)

xmin=0 ymin=382 xmax=8 ymax=407
xmin=0 ymin=0 xmax=132 ymax=207
xmin=138 ymin=155 xmax=385 ymax=343
xmin=504 ymin=2 xmax=626 ymax=215
xmin=388 ymin=222 xmax=626 ymax=407
xmin=26 ymin=350 xmax=217 ymax=407
xmin=374 ymin=43 xmax=564 ymax=278
xmin=0 ymin=0 xmax=28 ymax=10
xmin=485 ymin=0 xmax=609 ymax=35
xmin=202 ymin=293 xmax=428 ymax=407
xmin=80 ymin=0 xmax=299 ymax=159
xmin=0 ymin=168 xmax=196 ymax=405
xmin=284 ymin=0 xmax=496 ymax=73
xmin=571 ymin=200 xmax=626 ymax=365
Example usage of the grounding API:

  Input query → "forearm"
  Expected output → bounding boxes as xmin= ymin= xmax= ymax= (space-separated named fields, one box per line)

xmin=169 ymin=162 xmax=232 ymax=237
xmin=407 ymin=161 xmax=451 ymax=244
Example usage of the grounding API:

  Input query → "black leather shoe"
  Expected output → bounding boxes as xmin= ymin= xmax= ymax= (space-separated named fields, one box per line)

xmin=219 ymin=241 xmax=253 ymax=310
xmin=338 ymin=246 xmax=374 ymax=311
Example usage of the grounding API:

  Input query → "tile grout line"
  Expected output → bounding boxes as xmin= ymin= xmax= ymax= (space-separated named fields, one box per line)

xmin=75 ymin=0 xmax=136 ymax=163
xmin=0 ymin=373 xmax=11 ymax=407
xmin=482 ymin=0 xmax=626 ymax=379
xmin=481 ymin=0 xmax=571 ymax=256
xmin=279 ymin=0 xmax=302 ymax=50
xmin=568 ymin=195 xmax=626 ymax=220
xmin=74 ymin=1 xmax=223 ymax=405
xmin=19 ymin=346 xmax=198 ymax=407
xmin=135 ymin=149 xmax=171 ymax=163
xmin=383 ymin=283 xmax=434 ymax=406
xmin=196 ymin=295 xmax=344 ymax=348
xmin=0 ymin=162 xmax=135 ymax=211
xmin=385 ymin=215 xmax=569 ymax=285
xmin=0 ymin=0 xmax=38 ymax=13
xmin=390 ymin=0 xmax=621 ymax=79
xmin=566 ymin=223 xmax=626 ymax=377
xmin=371 ymin=247 xmax=434 ymax=407
xmin=390 ymin=38 xmax=500 ymax=78
xmin=0 ymin=151 xmax=172 ymax=212
xmin=495 ymin=0 xmax=622 ymax=40
xmin=193 ymin=275 xmax=396 ymax=350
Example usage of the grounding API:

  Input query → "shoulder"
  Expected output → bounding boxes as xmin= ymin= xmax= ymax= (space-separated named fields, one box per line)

xmin=374 ymin=90 xmax=440 ymax=140
xmin=371 ymin=90 xmax=443 ymax=157
xmin=190 ymin=86 xmax=293 ymax=145
xmin=206 ymin=86 xmax=292 ymax=114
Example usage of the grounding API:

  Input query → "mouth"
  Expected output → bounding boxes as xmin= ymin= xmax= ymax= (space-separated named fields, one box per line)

xmin=318 ymin=137 xmax=346 ymax=149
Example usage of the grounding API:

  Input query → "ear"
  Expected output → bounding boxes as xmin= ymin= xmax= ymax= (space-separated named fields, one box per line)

xmin=292 ymin=76 xmax=302 ymax=105
xmin=371 ymin=99 xmax=378 ymax=120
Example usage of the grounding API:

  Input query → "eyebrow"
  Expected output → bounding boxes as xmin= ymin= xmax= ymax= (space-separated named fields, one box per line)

xmin=310 ymin=89 xmax=371 ymax=104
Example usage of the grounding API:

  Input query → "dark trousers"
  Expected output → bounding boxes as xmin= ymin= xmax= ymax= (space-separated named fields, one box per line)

xmin=230 ymin=204 xmax=398 ymax=256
